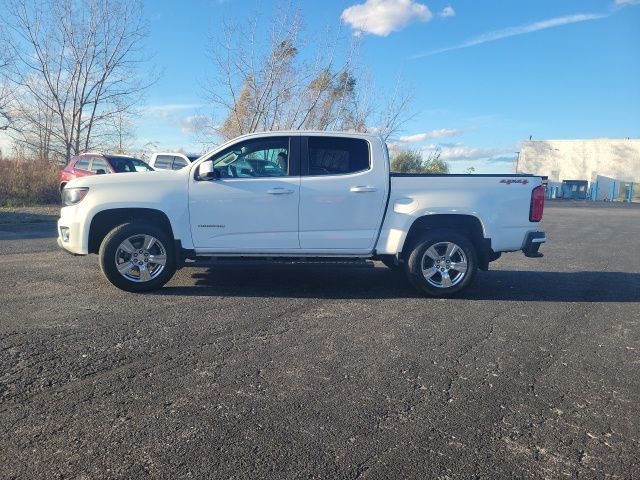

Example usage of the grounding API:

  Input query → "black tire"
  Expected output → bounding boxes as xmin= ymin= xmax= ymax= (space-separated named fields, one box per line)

xmin=405 ymin=229 xmax=478 ymax=297
xmin=99 ymin=222 xmax=176 ymax=292
xmin=380 ymin=255 xmax=403 ymax=272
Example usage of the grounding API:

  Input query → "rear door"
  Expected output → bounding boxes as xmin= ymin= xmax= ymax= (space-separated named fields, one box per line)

xmin=89 ymin=157 xmax=110 ymax=175
xmin=71 ymin=157 xmax=92 ymax=178
xmin=298 ymin=135 xmax=388 ymax=252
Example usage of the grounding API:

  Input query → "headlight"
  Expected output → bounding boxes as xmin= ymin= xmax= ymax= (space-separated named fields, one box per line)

xmin=62 ymin=187 xmax=89 ymax=206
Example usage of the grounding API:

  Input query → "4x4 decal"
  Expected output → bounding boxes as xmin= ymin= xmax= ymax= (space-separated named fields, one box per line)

xmin=500 ymin=179 xmax=529 ymax=185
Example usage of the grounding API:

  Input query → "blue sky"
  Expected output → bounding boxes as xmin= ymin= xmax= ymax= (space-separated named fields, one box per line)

xmin=138 ymin=0 xmax=640 ymax=173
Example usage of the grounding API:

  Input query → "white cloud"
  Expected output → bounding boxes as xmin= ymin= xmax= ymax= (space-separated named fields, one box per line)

xmin=427 ymin=128 xmax=460 ymax=138
xmin=399 ymin=133 xmax=428 ymax=143
xmin=440 ymin=6 xmax=455 ymax=18
xmin=430 ymin=144 xmax=513 ymax=161
xmin=412 ymin=12 xmax=607 ymax=58
xmin=615 ymin=0 xmax=640 ymax=5
xmin=399 ymin=128 xmax=461 ymax=143
xmin=341 ymin=0 xmax=432 ymax=36
xmin=141 ymin=103 xmax=203 ymax=119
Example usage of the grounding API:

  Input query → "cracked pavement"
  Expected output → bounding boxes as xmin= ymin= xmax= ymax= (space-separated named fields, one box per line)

xmin=1 ymin=202 xmax=639 ymax=478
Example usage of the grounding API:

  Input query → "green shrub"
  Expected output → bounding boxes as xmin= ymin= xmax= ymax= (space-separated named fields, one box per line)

xmin=390 ymin=148 xmax=449 ymax=174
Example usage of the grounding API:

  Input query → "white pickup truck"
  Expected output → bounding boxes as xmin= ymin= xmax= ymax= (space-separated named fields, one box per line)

xmin=147 ymin=152 xmax=200 ymax=171
xmin=58 ymin=131 xmax=546 ymax=296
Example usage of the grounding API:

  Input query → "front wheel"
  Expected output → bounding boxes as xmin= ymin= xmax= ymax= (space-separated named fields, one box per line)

xmin=405 ymin=229 xmax=478 ymax=297
xmin=99 ymin=222 xmax=176 ymax=292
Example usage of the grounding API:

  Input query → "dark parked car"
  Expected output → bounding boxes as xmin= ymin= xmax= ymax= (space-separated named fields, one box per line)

xmin=59 ymin=153 xmax=154 ymax=191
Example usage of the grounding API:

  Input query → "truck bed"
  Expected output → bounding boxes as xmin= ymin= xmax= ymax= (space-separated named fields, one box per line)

xmin=375 ymin=173 xmax=543 ymax=255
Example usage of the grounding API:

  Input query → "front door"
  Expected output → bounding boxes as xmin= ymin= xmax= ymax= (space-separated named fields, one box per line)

xmin=189 ymin=136 xmax=301 ymax=251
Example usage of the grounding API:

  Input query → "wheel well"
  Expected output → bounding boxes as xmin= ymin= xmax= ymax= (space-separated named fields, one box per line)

xmin=402 ymin=214 xmax=492 ymax=270
xmin=88 ymin=208 xmax=174 ymax=254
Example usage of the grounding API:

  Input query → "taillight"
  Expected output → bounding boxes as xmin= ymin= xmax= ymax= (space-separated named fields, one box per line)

xmin=530 ymin=185 xmax=545 ymax=222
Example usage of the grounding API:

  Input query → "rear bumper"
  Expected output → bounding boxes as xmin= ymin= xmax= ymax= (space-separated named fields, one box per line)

xmin=522 ymin=231 xmax=546 ymax=258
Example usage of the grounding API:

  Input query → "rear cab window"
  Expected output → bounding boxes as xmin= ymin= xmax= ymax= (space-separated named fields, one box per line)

xmin=307 ymin=137 xmax=370 ymax=176
xmin=172 ymin=156 xmax=188 ymax=169
xmin=154 ymin=155 xmax=174 ymax=169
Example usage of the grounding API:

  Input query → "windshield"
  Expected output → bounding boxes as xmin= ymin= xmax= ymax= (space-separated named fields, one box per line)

xmin=108 ymin=157 xmax=154 ymax=173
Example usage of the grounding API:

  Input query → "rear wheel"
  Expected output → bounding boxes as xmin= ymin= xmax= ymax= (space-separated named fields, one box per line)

xmin=405 ymin=229 xmax=477 ymax=297
xmin=99 ymin=222 xmax=176 ymax=292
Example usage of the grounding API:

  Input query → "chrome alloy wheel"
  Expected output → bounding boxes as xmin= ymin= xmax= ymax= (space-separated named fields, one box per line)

xmin=114 ymin=234 xmax=167 ymax=283
xmin=421 ymin=241 xmax=468 ymax=289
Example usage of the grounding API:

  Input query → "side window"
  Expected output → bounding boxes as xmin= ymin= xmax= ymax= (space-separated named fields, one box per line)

xmin=90 ymin=158 xmax=109 ymax=174
xmin=210 ymin=137 xmax=290 ymax=178
xmin=154 ymin=155 xmax=173 ymax=169
xmin=172 ymin=156 xmax=188 ymax=170
xmin=307 ymin=137 xmax=370 ymax=176
xmin=75 ymin=158 xmax=90 ymax=170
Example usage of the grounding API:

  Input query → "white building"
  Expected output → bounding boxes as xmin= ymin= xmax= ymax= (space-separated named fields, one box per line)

xmin=517 ymin=138 xmax=640 ymax=183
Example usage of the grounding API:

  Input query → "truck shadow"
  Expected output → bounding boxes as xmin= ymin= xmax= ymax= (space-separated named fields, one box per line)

xmin=160 ymin=263 xmax=640 ymax=302
xmin=0 ymin=221 xmax=57 ymax=240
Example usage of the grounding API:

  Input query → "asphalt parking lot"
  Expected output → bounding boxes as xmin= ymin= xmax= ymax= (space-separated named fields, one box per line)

xmin=1 ymin=201 xmax=639 ymax=479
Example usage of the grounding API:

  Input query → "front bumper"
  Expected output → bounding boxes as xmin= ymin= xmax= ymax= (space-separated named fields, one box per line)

xmin=57 ymin=215 xmax=87 ymax=255
xmin=522 ymin=231 xmax=546 ymax=258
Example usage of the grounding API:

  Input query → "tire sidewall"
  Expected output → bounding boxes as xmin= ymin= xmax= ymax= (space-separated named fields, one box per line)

xmin=405 ymin=229 xmax=478 ymax=297
xmin=99 ymin=222 xmax=176 ymax=292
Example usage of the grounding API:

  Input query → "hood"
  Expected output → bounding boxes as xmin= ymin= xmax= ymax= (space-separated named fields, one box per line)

xmin=66 ymin=168 xmax=185 ymax=189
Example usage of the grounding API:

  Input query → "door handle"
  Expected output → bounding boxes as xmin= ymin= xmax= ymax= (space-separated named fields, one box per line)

xmin=267 ymin=188 xmax=294 ymax=195
xmin=350 ymin=186 xmax=377 ymax=193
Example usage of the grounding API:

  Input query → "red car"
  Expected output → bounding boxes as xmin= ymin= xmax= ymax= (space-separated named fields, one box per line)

xmin=59 ymin=153 xmax=154 ymax=191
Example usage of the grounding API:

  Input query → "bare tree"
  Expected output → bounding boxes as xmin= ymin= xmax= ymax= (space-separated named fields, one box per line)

xmin=0 ymin=50 xmax=12 ymax=131
xmin=2 ymin=0 xmax=151 ymax=162
xmin=109 ymin=100 xmax=136 ymax=154
xmin=202 ymin=7 xmax=412 ymax=143
xmin=0 ymin=79 xmax=11 ymax=131
xmin=373 ymin=77 xmax=416 ymax=140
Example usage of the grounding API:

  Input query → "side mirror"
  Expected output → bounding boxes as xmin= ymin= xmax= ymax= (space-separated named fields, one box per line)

xmin=96 ymin=169 xmax=106 ymax=175
xmin=197 ymin=161 xmax=220 ymax=181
